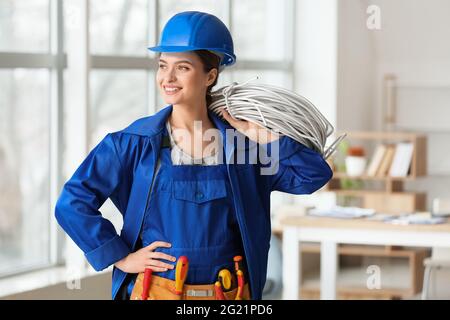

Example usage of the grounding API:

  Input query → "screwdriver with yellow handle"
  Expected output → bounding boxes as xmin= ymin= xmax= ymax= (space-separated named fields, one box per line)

xmin=174 ymin=256 xmax=189 ymax=295
xmin=215 ymin=269 xmax=232 ymax=300
xmin=218 ymin=269 xmax=232 ymax=291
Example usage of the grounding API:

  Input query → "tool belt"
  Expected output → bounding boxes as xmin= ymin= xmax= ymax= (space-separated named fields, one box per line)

xmin=130 ymin=273 xmax=251 ymax=300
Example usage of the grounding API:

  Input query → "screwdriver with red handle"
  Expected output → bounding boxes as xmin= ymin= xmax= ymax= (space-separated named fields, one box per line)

xmin=214 ymin=281 xmax=226 ymax=300
xmin=233 ymin=256 xmax=245 ymax=275
xmin=235 ymin=270 xmax=244 ymax=300
xmin=233 ymin=256 xmax=245 ymax=300
xmin=141 ymin=268 xmax=153 ymax=300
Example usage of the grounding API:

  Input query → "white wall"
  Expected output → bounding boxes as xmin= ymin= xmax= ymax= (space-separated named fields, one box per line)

xmin=287 ymin=0 xmax=338 ymax=209
xmin=368 ymin=0 xmax=450 ymax=208
xmin=295 ymin=0 xmax=338 ymax=127
xmin=370 ymin=0 xmax=450 ymax=131
xmin=337 ymin=0 xmax=376 ymax=131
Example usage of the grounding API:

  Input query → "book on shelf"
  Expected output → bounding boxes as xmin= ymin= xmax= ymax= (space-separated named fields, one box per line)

xmin=366 ymin=144 xmax=387 ymax=176
xmin=376 ymin=144 xmax=396 ymax=177
xmin=389 ymin=142 xmax=414 ymax=177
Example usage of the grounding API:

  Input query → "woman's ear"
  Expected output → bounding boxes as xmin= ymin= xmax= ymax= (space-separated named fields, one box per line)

xmin=206 ymin=68 xmax=218 ymax=86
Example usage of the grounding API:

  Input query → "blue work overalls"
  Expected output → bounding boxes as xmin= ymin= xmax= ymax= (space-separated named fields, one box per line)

xmin=126 ymin=125 xmax=245 ymax=296
xmin=55 ymin=105 xmax=334 ymax=300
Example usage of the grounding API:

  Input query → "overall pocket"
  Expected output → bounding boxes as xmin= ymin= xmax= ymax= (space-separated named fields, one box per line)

xmin=172 ymin=179 xmax=227 ymax=204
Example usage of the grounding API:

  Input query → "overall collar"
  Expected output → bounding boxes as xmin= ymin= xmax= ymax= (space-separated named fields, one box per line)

xmin=123 ymin=104 xmax=233 ymax=137
xmin=122 ymin=104 xmax=247 ymax=163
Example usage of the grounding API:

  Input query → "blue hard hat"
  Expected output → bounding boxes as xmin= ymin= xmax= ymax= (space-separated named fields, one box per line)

xmin=148 ymin=11 xmax=236 ymax=67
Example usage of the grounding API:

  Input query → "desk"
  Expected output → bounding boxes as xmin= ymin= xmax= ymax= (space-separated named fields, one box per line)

xmin=281 ymin=215 xmax=450 ymax=300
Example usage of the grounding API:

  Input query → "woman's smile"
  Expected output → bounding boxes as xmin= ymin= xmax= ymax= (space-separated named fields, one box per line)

xmin=163 ymin=85 xmax=182 ymax=95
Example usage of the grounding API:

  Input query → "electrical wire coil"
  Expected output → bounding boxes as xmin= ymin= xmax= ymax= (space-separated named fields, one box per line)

xmin=209 ymin=77 xmax=346 ymax=159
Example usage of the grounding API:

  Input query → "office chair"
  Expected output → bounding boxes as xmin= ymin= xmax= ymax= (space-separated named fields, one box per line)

xmin=421 ymin=198 xmax=450 ymax=300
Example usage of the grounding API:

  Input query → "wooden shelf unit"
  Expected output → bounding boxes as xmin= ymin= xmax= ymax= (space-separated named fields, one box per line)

xmin=326 ymin=131 xmax=428 ymax=214
xmin=333 ymin=130 xmax=427 ymax=179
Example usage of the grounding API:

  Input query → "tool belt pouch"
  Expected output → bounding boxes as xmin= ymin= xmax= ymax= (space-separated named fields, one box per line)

xmin=130 ymin=273 xmax=251 ymax=300
xmin=130 ymin=273 xmax=181 ymax=300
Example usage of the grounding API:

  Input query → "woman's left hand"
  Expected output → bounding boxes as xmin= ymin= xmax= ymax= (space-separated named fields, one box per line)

xmin=220 ymin=109 xmax=281 ymax=144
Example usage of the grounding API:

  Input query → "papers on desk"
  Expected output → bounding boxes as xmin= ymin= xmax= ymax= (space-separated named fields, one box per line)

xmin=307 ymin=208 xmax=447 ymax=224
xmin=384 ymin=212 xmax=447 ymax=225
xmin=307 ymin=206 xmax=376 ymax=219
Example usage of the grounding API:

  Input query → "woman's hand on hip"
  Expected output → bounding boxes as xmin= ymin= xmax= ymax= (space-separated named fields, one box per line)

xmin=114 ymin=241 xmax=176 ymax=274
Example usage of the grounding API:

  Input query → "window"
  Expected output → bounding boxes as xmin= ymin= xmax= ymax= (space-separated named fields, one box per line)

xmin=90 ymin=0 xmax=149 ymax=56
xmin=0 ymin=0 xmax=295 ymax=277
xmin=0 ymin=0 xmax=49 ymax=52
xmin=0 ymin=0 xmax=51 ymax=278
xmin=232 ymin=70 xmax=290 ymax=88
xmin=158 ymin=0 xmax=227 ymax=32
xmin=232 ymin=0 xmax=289 ymax=61
xmin=90 ymin=70 xmax=148 ymax=147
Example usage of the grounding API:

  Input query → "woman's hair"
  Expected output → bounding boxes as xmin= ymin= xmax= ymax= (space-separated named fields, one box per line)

xmin=193 ymin=50 xmax=221 ymax=107
xmin=157 ymin=50 xmax=221 ymax=107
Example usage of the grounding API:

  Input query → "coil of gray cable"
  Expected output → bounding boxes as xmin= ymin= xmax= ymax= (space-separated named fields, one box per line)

xmin=209 ymin=77 xmax=346 ymax=159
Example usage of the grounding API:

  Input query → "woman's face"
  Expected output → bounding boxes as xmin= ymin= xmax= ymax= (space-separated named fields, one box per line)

xmin=156 ymin=52 xmax=217 ymax=107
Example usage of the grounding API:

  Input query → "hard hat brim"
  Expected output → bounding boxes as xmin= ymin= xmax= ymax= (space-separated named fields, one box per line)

xmin=148 ymin=45 xmax=236 ymax=66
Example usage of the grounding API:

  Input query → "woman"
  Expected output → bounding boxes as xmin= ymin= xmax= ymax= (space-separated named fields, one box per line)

xmin=55 ymin=11 xmax=332 ymax=300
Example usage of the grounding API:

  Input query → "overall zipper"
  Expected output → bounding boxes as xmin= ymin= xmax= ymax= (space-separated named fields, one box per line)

xmin=226 ymin=150 xmax=255 ymax=298
xmin=133 ymin=138 xmax=162 ymax=249
xmin=119 ymin=138 xmax=161 ymax=300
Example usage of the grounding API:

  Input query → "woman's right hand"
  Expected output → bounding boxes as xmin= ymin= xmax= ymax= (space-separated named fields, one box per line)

xmin=114 ymin=241 xmax=176 ymax=274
